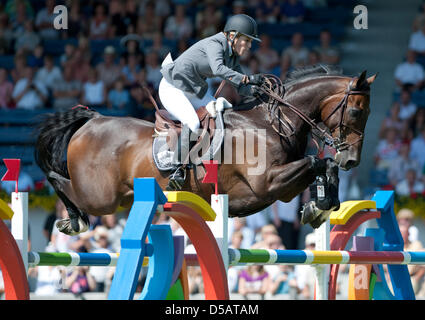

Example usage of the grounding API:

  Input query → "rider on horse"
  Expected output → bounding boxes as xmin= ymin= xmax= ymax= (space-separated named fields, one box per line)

xmin=159 ymin=14 xmax=266 ymax=190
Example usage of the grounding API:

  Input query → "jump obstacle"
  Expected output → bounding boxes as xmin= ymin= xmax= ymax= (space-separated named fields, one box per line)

xmin=1 ymin=175 xmax=425 ymax=300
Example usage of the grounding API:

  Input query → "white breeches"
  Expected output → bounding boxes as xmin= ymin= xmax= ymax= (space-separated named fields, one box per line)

xmin=158 ymin=77 xmax=215 ymax=132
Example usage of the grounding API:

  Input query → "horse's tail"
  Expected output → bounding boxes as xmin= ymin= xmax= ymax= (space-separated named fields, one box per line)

xmin=35 ymin=107 xmax=98 ymax=178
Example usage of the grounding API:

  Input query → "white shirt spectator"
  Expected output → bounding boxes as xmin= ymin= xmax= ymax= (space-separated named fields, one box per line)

xmin=35 ymin=266 xmax=62 ymax=295
xmin=395 ymin=179 xmax=425 ymax=196
xmin=35 ymin=7 xmax=59 ymax=39
xmin=12 ymin=78 xmax=48 ymax=110
xmin=35 ymin=66 xmax=62 ymax=91
xmin=83 ymin=81 xmax=105 ymax=105
xmin=273 ymin=195 xmax=300 ymax=223
xmin=409 ymin=30 xmax=425 ymax=52
xmin=394 ymin=61 xmax=425 ymax=85
xmin=398 ymin=102 xmax=417 ymax=120
xmin=409 ymin=133 xmax=425 ymax=170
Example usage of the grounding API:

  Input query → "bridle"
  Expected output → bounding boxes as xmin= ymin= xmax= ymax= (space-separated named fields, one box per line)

xmin=258 ymin=74 xmax=370 ymax=152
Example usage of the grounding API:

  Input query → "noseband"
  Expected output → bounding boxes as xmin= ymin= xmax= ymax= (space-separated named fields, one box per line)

xmin=259 ymin=75 xmax=370 ymax=152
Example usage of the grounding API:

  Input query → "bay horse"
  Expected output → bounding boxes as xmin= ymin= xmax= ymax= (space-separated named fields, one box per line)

xmin=34 ymin=65 xmax=376 ymax=235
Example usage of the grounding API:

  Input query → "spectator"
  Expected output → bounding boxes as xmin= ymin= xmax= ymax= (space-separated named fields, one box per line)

xmin=399 ymin=224 xmax=425 ymax=296
xmin=397 ymin=208 xmax=419 ymax=243
xmin=408 ymin=20 xmax=425 ymax=56
xmin=34 ymin=266 xmax=64 ymax=296
xmin=313 ymin=30 xmax=340 ymax=65
xmin=5 ymin=0 xmax=34 ymax=24
xmin=394 ymin=50 xmax=425 ymax=92
xmin=395 ymin=168 xmax=425 ymax=197
xmin=411 ymin=108 xmax=425 ymax=137
xmin=108 ymin=77 xmax=130 ymax=110
xmin=89 ymin=3 xmax=110 ymax=40
xmin=398 ymin=89 xmax=418 ymax=122
xmin=227 ymin=231 xmax=244 ymax=293
xmin=293 ymin=232 xmax=317 ymax=299
xmin=68 ymin=48 xmax=91 ymax=83
xmin=96 ymin=46 xmax=122 ymax=91
xmin=378 ymin=102 xmax=403 ymax=139
xmin=60 ymin=43 xmax=76 ymax=68
xmin=271 ymin=195 xmax=300 ymax=250
xmin=238 ymin=265 xmax=270 ymax=299
xmin=138 ymin=0 xmax=171 ymax=21
xmin=374 ymin=127 xmax=402 ymax=171
xmin=52 ymin=63 xmax=82 ymax=111
xmin=82 ymin=68 xmax=106 ymax=108
xmin=111 ymin=0 xmax=138 ymax=36
xmin=87 ymin=226 xmax=114 ymax=292
xmin=121 ymin=53 xmax=141 ymax=87
xmin=100 ymin=214 xmax=124 ymax=253
xmin=14 ymin=20 xmax=40 ymax=53
xmin=195 ymin=0 xmax=223 ymax=38
xmin=35 ymin=0 xmax=59 ymax=40
xmin=164 ymin=4 xmax=193 ymax=40
xmin=267 ymin=265 xmax=297 ymax=298
xmin=255 ymin=0 xmax=281 ymax=24
xmin=64 ymin=1 xmax=86 ymax=39
xmin=388 ymin=143 xmax=422 ymax=187
xmin=35 ymin=54 xmax=62 ymax=92
xmin=413 ymin=2 xmax=425 ymax=32
xmin=281 ymin=32 xmax=310 ymax=73
xmin=228 ymin=217 xmax=255 ymax=249
xmin=65 ymin=266 xmax=96 ymax=297
xmin=12 ymin=66 xmax=48 ymax=110
xmin=409 ymin=125 xmax=425 ymax=171
xmin=145 ymin=32 xmax=172 ymax=61
xmin=11 ymin=52 xmax=28 ymax=82
xmin=232 ymin=1 xmax=247 ymax=15
xmin=145 ymin=50 xmax=162 ymax=90
xmin=27 ymin=44 xmax=45 ymax=69
xmin=307 ymin=50 xmax=321 ymax=66
xmin=136 ymin=2 xmax=162 ymax=40
xmin=10 ymin=0 xmax=31 ymax=37
xmin=254 ymin=34 xmax=280 ymax=73
xmin=0 ymin=68 xmax=14 ymax=108
xmin=281 ymin=0 xmax=305 ymax=24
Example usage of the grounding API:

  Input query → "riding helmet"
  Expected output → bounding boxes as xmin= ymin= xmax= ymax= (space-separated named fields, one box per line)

xmin=224 ymin=14 xmax=261 ymax=42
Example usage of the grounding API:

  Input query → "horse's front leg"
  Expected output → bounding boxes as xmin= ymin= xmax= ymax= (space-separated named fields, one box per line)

xmin=301 ymin=158 xmax=340 ymax=228
xmin=266 ymin=155 xmax=327 ymax=202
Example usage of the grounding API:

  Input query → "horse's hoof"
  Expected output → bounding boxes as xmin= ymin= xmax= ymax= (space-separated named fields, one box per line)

xmin=301 ymin=201 xmax=323 ymax=225
xmin=56 ymin=217 xmax=89 ymax=236
xmin=309 ymin=207 xmax=335 ymax=229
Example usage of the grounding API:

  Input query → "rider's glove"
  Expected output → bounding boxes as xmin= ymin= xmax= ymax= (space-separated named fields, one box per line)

xmin=248 ymin=74 xmax=265 ymax=85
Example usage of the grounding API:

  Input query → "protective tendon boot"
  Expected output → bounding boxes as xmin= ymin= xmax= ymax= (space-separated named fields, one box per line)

xmin=167 ymin=125 xmax=191 ymax=191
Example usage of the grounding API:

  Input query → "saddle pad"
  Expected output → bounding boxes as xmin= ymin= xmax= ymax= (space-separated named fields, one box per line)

xmin=152 ymin=135 xmax=175 ymax=171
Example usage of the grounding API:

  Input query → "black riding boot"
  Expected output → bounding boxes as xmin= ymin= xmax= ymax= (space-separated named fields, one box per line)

xmin=166 ymin=125 xmax=193 ymax=191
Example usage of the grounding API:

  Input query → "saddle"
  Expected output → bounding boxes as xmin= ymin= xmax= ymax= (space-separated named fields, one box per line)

xmin=153 ymin=105 xmax=225 ymax=172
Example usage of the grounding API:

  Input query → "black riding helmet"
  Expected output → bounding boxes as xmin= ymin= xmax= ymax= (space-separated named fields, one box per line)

xmin=224 ymin=14 xmax=261 ymax=42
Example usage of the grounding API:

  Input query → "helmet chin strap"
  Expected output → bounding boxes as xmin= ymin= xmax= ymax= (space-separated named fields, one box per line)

xmin=226 ymin=31 xmax=239 ymax=56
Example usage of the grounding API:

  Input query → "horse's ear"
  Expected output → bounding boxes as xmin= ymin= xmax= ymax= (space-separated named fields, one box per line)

xmin=367 ymin=72 xmax=378 ymax=85
xmin=356 ymin=70 xmax=367 ymax=88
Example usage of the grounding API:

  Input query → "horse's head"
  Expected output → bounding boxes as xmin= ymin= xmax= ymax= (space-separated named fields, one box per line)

xmin=320 ymin=70 xmax=377 ymax=170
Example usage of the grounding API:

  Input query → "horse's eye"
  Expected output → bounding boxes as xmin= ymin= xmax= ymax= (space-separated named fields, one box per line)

xmin=349 ymin=108 xmax=362 ymax=118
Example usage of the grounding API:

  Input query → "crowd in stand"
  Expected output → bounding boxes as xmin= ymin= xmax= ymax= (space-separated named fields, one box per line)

xmin=373 ymin=3 xmax=425 ymax=198
xmin=2 ymin=0 xmax=424 ymax=300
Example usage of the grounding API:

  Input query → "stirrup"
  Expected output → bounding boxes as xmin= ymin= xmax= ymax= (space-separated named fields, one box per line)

xmin=166 ymin=166 xmax=187 ymax=191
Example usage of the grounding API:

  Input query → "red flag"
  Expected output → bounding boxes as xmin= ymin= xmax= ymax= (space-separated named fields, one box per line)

xmin=202 ymin=160 xmax=218 ymax=195
xmin=2 ymin=159 xmax=20 ymax=193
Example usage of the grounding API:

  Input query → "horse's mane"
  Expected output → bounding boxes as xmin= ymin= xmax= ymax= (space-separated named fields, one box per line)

xmin=283 ymin=64 xmax=344 ymax=86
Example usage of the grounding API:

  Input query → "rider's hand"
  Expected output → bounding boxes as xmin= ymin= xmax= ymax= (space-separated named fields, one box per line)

xmin=248 ymin=74 xmax=265 ymax=85
xmin=251 ymin=85 xmax=263 ymax=97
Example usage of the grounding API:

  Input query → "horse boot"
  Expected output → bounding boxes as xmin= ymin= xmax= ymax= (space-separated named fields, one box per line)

xmin=166 ymin=124 xmax=193 ymax=191
xmin=302 ymin=158 xmax=341 ymax=228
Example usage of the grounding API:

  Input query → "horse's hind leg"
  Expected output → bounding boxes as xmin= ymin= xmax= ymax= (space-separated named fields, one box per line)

xmin=47 ymin=171 xmax=90 ymax=235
